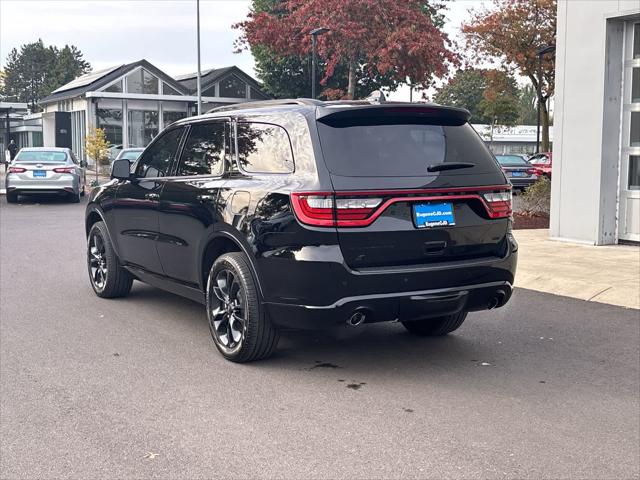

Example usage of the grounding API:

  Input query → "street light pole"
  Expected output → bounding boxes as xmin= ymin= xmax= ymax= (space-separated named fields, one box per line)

xmin=196 ymin=0 xmax=202 ymax=115
xmin=536 ymin=45 xmax=556 ymax=153
xmin=309 ymin=28 xmax=330 ymax=99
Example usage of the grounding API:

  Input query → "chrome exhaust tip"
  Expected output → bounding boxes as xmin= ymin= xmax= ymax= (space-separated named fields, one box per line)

xmin=347 ymin=311 xmax=366 ymax=326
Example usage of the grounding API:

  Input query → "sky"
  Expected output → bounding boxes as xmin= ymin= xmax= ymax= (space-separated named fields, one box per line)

xmin=0 ymin=0 xmax=487 ymax=101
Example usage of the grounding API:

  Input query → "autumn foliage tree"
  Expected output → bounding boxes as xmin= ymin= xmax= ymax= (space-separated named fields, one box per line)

xmin=234 ymin=0 xmax=457 ymax=99
xmin=462 ymin=0 xmax=556 ymax=151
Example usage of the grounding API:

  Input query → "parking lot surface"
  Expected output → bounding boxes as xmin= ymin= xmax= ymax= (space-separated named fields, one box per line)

xmin=1 ymin=198 xmax=639 ymax=479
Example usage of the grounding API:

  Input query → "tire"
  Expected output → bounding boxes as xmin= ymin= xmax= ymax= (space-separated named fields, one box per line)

xmin=87 ymin=221 xmax=133 ymax=298
xmin=402 ymin=311 xmax=468 ymax=337
xmin=80 ymin=185 xmax=86 ymax=197
xmin=6 ymin=192 xmax=17 ymax=203
xmin=206 ymin=252 xmax=279 ymax=363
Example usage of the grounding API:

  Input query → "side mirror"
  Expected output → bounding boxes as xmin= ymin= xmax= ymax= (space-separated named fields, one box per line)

xmin=111 ymin=159 xmax=131 ymax=180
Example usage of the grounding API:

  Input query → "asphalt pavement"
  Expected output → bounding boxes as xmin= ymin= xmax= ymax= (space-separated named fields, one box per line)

xmin=1 ymin=197 xmax=639 ymax=479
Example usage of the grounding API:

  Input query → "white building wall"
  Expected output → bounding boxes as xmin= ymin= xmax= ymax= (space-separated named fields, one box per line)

xmin=552 ymin=1 xmax=640 ymax=244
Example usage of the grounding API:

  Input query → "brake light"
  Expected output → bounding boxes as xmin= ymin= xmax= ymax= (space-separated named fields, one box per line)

xmin=482 ymin=191 xmax=512 ymax=218
xmin=291 ymin=186 xmax=512 ymax=227
xmin=526 ymin=168 xmax=537 ymax=175
xmin=53 ymin=167 xmax=75 ymax=173
xmin=291 ymin=193 xmax=383 ymax=226
xmin=8 ymin=167 xmax=26 ymax=173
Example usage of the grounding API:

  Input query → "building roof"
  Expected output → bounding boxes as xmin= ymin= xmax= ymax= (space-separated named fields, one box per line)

xmin=39 ymin=59 xmax=191 ymax=105
xmin=175 ymin=65 xmax=264 ymax=95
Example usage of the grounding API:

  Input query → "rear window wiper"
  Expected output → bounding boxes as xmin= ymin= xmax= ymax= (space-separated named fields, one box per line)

xmin=427 ymin=162 xmax=475 ymax=172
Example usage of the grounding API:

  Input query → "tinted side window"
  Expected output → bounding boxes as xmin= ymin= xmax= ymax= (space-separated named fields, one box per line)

xmin=135 ymin=128 xmax=183 ymax=178
xmin=177 ymin=122 xmax=226 ymax=176
xmin=236 ymin=123 xmax=294 ymax=174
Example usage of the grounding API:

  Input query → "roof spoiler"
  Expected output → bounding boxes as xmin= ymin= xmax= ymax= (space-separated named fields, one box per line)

xmin=316 ymin=104 xmax=471 ymax=125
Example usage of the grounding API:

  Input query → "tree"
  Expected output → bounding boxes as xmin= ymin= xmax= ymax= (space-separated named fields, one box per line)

xmin=235 ymin=0 xmax=457 ymax=99
xmin=517 ymin=83 xmax=538 ymax=125
xmin=462 ymin=0 xmax=556 ymax=151
xmin=479 ymin=69 xmax=519 ymax=143
xmin=433 ymin=69 xmax=492 ymax=123
xmin=1 ymin=40 xmax=91 ymax=110
xmin=85 ymin=128 xmax=110 ymax=183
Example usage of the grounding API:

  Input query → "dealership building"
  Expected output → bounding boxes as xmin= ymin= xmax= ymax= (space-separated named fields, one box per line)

xmin=552 ymin=2 xmax=639 ymax=243
xmin=33 ymin=59 xmax=268 ymax=161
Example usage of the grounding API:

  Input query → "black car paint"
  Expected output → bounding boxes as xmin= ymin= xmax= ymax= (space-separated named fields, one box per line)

xmin=86 ymin=103 xmax=517 ymax=329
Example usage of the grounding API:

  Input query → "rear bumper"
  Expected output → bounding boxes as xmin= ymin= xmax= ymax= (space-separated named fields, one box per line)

xmin=260 ymin=234 xmax=518 ymax=330
xmin=6 ymin=176 xmax=79 ymax=194
xmin=265 ymin=280 xmax=512 ymax=330
xmin=509 ymin=177 xmax=537 ymax=188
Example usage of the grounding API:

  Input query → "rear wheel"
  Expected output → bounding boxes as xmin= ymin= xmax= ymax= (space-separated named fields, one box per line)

xmin=6 ymin=192 xmax=17 ymax=203
xmin=206 ymin=252 xmax=279 ymax=363
xmin=402 ymin=311 xmax=468 ymax=336
xmin=87 ymin=221 xmax=133 ymax=298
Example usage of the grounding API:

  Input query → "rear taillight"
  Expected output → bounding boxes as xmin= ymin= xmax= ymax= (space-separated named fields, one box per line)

xmin=53 ymin=167 xmax=75 ymax=173
xmin=292 ymin=187 xmax=512 ymax=227
xmin=526 ymin=168 xmax=537 ymax=175
xmin=8 ymin=167 xmax=26 ymax=173
xmin=482 ymin=191 xmax=512 ymax=218
xmin=291 ymin=193 xmax=383 ymax=227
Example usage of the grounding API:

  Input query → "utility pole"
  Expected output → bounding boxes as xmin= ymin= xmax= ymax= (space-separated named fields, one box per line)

xmin=309 ymin=28 xmax=330 ymax=99
xmin=196 ymin=0 xmax=202 ymax=115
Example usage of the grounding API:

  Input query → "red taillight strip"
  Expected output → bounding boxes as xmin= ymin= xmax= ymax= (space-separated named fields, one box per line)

xmin=290 ymin=192 xmax=335 ymax=227
xmin=291 ymin=185 xmax=512 ymax=227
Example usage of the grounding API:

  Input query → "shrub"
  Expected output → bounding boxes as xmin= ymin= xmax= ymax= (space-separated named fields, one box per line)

xmin=519 ymin=176 xmax=551 ymax=216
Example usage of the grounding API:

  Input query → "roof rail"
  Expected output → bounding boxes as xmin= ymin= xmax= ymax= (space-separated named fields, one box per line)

xmin=206 ymin=98 xmax=322 ymax=113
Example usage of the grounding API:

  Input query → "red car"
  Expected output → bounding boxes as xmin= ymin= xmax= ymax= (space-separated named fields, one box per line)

xmin=528 ymin=152 xmax=552 ymax=178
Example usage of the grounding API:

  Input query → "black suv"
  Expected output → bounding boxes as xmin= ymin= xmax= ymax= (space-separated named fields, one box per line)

xmin=85 ymin=99 xmax=517 ymax=362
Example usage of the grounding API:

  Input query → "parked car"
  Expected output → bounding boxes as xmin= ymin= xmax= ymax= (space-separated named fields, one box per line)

xmin=5 ymin=147 xmax=87 ymax=203
xmin=495 ymin=154 xmax=538 ymax=190
xmin=85 ymin=99 xmax=518 ymax=362
xmin=107 ymin=144 xmax=123 ymax=162
xmin=528 ymin=152 xmax=553 ymax=178
xmin=112 ymin=148 xmax=145 ymax=172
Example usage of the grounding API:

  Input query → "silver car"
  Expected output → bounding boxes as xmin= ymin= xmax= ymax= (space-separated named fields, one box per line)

xmin=5 ymin=147 xmax=87 ymax=203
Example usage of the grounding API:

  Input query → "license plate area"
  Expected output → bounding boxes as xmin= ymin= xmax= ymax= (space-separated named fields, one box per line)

xmin=413 ymin=202 xmax=455 ymax=228
xmin=511 ymin=171 xmax=525 ymax=177
xmin=33 ymin=170 xmax=46 ymax=178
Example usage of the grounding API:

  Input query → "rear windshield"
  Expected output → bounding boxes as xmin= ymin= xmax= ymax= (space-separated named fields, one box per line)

xmin=496 ymin=155 xmax=528 ymax=166
xmin=15 ymin=151 xmax=67 ymax=163
xmin=317 ymin=118 xmax=497 ymax=177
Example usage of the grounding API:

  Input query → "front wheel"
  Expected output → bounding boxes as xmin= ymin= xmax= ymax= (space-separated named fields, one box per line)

xmin=402 ymin=311 xmax=468 ymax=336
xmin=206 ymin=252 xmax=279 ymax=363
xmin=87 ymin=221 xmax=133 ymax=298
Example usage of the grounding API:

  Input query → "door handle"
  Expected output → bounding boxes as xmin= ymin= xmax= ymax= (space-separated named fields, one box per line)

xmin=145 ymin=193 xmax=160 ymax=200
xmin=197 ymin=194 xmax=216 ymax=202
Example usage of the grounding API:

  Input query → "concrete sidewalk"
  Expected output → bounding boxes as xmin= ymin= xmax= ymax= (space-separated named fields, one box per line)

xmin=513 ymin=229 xmax=640 ymax=309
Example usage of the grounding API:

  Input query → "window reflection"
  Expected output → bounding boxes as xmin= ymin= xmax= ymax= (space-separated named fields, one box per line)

xmin=219 ymin=75 xmax=247 ymax=98
xmin=136 ymin=128 xmax=183 ymax=178
xmin=178 ymin=123 xmax=226 ymax=176
xmin=236 ymin=123 xmax=294 ymax=174
xmin=128 ymin=110 xmax=159 ymax=147
xmin=97 ymin=107 xmax=123 ymax=145
xmin=126 ymin=68 xmax=159 ymax=94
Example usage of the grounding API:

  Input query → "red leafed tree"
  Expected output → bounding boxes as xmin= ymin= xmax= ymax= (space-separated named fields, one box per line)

xmin=234 ymin=0 xmax=457 ymax=99
xmin=462 ymin=0 xmax=556 ymax=151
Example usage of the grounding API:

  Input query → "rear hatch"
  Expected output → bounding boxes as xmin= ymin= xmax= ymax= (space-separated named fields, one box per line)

xmin=311 ymin=104 xmax=511 ymax=270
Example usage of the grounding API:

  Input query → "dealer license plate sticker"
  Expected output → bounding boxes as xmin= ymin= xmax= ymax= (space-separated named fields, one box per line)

xmin=413 ymin=202 xmax=455 ymax=228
